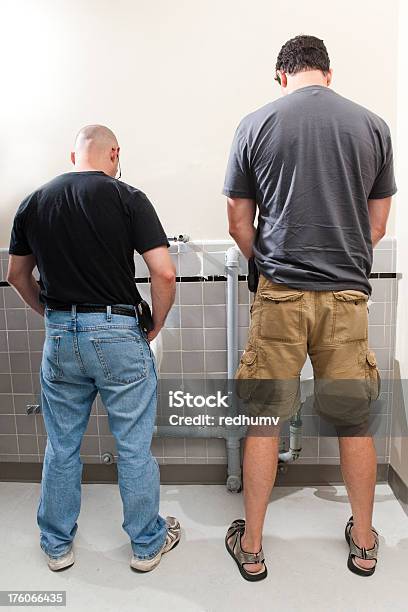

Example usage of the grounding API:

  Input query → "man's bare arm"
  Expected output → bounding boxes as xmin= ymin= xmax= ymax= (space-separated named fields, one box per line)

xmin=227 ymin=197 xmax=257 ymax=259
xmin=142 ymin=246 xmax=176 ymax=341
xmin=7 ymin=255 xmax=44 ymax=315
xmin=368 ymin=196 xmax=392 ymax=247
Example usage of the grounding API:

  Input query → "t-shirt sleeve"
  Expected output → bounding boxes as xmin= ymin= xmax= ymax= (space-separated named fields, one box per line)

xmin=368 ymin=126 xmax=397 ymax=200
xmin=9 ymin=198 xmax=33 ymax=256
xmin=130 ymin=192 xmax=170 ymax=254
xmin=222 ymin=121 xmax=256 ymax=199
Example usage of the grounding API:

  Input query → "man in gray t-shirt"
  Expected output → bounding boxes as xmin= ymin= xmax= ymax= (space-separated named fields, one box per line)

xmin=223 ymin=35 xmax=395 ymax=582
xmin=223 ymin=60 xmax=396 ymax=296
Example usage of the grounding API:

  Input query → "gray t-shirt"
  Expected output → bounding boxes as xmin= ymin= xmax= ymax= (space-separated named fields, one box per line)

xmin=223 ymin=85 xmax=397 ymax=295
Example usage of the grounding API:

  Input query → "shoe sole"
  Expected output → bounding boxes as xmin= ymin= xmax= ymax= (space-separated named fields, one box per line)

xmin=49 ymin=561 xmax=75 ymax=572
xmin=130 ymin=537 xmax=180 ymax=573
xmin=48 ymin=553 xmax=75 ymax=572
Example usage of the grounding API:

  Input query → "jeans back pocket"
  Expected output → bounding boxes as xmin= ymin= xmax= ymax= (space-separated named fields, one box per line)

xmin=92 ymin=334 xmax=147 ymax=384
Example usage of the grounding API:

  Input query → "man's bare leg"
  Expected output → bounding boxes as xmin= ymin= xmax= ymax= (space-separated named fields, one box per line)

xmin=229 ymin=426 xmax=280 ymax=573
xmin=339 ymin=435 xmax=377 ymax=570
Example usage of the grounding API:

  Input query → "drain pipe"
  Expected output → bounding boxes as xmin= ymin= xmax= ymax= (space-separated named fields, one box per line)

xmin=278 ymin=409 xmax=302 ymax=464
xmin=226 ymin=247 xmax=240 ymax=379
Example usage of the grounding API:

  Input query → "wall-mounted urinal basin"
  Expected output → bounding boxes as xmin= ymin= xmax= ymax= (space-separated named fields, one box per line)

xmin=149 ymin=333 xmax=164 ymax=372
xmin=300 ymin=355 xmax=314 ymax=402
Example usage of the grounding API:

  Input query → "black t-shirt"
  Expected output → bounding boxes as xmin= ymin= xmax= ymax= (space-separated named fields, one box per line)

xmin=9 ymin=171 xmax=169 ymax=307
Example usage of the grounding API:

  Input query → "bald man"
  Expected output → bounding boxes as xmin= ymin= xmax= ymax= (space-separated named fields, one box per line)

xmin=7 ymin=125 xmax=181 ymax=573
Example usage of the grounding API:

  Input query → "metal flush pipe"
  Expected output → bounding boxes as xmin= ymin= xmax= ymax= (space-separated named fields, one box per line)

xmin=224 ymin=246 xmax=244 ymax=491
xmin=225 ymin=247 xmax=240 ymax=379
xmin=167 ymin=234 xmax=190 ymax=243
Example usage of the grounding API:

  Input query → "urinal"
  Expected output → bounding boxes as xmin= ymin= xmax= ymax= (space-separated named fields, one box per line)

xmin=149 ymin=333 xmax=163 ymax=371
xmin=300 ymin=355 xmax=314 ymax=402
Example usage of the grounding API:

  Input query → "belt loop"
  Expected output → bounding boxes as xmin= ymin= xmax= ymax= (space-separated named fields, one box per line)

xmin=106 ymin=305 xmax=112 ymax=322
xmin=71 ymin=304 xmax=77 ymax=322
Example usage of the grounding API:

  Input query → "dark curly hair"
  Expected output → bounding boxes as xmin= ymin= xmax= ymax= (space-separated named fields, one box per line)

xmin=275 ymin=35 xmax=330 ymax=76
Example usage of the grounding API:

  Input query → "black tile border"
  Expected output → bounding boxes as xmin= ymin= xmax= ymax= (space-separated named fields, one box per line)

xmin=0 ymin=461 xmax=389 ymax=485
xmin=0 ymin=272 xmax=398 ymax=288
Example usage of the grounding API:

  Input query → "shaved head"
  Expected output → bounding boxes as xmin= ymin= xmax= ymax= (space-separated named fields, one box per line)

xmin=74 ymin=124 xmax=118 ymax=153
xmin=71 ymin=124 xmax=120 ymax=178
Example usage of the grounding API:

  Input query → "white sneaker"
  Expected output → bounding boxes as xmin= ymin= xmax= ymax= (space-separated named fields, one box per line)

xmin=47 ymin=549 xmax=75 ymax=572
xmin=130 ymin=516 xmax=181 ymax=572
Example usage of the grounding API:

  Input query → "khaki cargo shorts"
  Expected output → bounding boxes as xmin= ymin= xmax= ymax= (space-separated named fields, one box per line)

xmin=235 ymin=274 xmax=381 ymax=428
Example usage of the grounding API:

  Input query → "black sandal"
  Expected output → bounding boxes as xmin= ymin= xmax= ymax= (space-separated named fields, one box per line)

xmin=345 ymin=516 xmax=379 ymax=577
xmin=225 ymin=519 xmax=267 ymax=582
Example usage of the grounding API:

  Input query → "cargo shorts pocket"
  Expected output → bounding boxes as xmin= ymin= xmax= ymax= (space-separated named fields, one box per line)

xmin=259 ymin=289 xmax=304 ymax=342
xmin=331 ymin=290 xmax=368 ymax=343
xmin=235 ymin=348 xmax=258 ymax=400
xmin=365 ymin=350 xmax=381 ymax=401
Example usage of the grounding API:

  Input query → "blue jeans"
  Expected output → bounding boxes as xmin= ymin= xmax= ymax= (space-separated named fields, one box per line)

xmin=37 ymin=305 xmax=167 ymax=560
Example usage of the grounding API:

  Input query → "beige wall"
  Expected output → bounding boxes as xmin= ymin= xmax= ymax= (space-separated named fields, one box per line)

xmin=390 ymin=0 xmax=408 ymax=487
xmin=0 ymin=0 xmax=398 ymax=247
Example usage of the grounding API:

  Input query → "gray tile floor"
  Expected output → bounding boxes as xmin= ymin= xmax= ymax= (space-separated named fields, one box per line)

xmin=1 ymin=483 xmax=407 ymax=611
